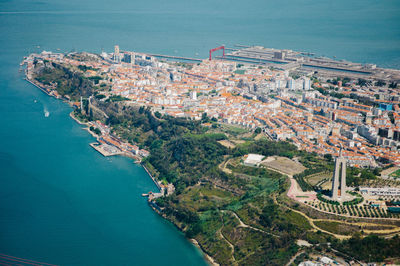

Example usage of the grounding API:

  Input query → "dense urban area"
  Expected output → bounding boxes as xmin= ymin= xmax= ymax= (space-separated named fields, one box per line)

xmin=22 ymin=45 xmax=400 ymax=266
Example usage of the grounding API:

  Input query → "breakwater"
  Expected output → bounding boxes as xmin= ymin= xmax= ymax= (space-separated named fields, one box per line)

xmin=142 ymin=164 xmax=161 ymax=190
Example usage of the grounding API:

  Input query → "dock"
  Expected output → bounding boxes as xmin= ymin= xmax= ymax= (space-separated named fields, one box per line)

xmin=89 ymin=142 xmax=123 ymax=157
xmin=218 ymin=45 xmax=400 ymax=81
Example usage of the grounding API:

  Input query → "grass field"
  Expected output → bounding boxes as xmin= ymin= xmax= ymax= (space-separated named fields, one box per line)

xmin=314 ymin=221 xmax=359 ymax=235
xmin=390 ymin=169 xmax=400 ymax=179
xmin=180 ymin=185 xmax=237 ymax=211
xmin=304 ymin=172 xmax=332 ymax=190
xmin=218 ymin=124 xmax=248 ymax=137
xmin=218 ymin=139 xmax=236 ymax=148
xmin=314 ymin=220 xmax=398 ymax=236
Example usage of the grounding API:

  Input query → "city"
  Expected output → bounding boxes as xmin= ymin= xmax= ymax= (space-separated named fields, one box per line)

xmin=24 ymin=45 xmax=400 ymax=168
xmin=3 ymin=0 xmax=400 ymax=265
xmin=21 ymin=45 xmax=400 ymax=265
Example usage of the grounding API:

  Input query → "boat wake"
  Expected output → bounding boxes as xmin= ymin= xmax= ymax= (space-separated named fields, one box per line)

xmin=44 ymin=107 xmax=50 ymax=117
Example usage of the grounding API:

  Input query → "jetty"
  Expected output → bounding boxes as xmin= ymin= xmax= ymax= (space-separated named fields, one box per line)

xmin=142 ymin=165 xmax=161 ymax=190
xmin=89 ymin=142 xmax=123 ymax=157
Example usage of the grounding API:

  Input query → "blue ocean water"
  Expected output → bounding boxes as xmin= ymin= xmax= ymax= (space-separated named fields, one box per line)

xmin=0 ymin=0 xmax=399 ymax=265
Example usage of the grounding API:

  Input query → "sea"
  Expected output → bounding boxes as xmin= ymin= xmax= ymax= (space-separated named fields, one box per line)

xmin=0 ymin=0 xmax=399 ymax=265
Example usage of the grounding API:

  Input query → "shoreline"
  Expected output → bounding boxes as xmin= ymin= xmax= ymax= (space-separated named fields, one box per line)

xmin=25 ymin=77 xmax=52 ymax=97
xmin=25 ymin=74 xmax=217 ymax=266
xmin=142 ymin=164 xmax=161 ymax=190
xmin=190 ymin=239 xmax=219 ymax=266
xmin=69 ymin=111 xmax=89 ymax=126
xmin=148 ymin=200 xmax=218 ymax=266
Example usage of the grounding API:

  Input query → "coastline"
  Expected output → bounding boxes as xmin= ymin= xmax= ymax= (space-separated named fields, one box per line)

xmin=24 ymin=75 xmax=215 ymax=265
xmin=148 ymin=199 xmax=218 ymax=266
xmin=69 ymin=111 xmax=89 ymax=126
xmin=190 ymin=239 xmax=219 ymax=266
xmin=142 ymin=164 xmax=161 ymax=190
xmin=25 ymin=77 xmax=52 ymax=97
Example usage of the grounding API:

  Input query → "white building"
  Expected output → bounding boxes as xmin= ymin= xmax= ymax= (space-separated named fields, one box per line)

xmin=190 ymin=91 xmax=197 ymax=100
xmin=275 ymin=79 xmax=286 ymax=89
xmin=243 ymin=154 xmax=265 ymax=167
xmin=360 ymin=187 xmax=400 ymax=197
xmin=303 ymin=78 xmax=311 ymax=90
xmin=288 ymin=78 xmax=296 ymax=90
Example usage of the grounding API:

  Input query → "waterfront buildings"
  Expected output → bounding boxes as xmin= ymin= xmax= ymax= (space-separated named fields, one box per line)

xmin=114 ymin=45 xmax=120 ymax=63
xmin=24 ymin=48 xmax=400 ymax=168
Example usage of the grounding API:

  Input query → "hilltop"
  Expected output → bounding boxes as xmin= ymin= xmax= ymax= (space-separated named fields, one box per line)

xmin=22 ymin=50 xmax=400 ymax=265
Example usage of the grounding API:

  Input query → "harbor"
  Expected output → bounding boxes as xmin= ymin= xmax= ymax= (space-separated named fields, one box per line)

xmin=143 ymin=45 xmax=400 ymax=82
xmin=89 ymin=142 xmax=123 ymax=157
xmin=217 ymin=45 xmax=400 ymax=81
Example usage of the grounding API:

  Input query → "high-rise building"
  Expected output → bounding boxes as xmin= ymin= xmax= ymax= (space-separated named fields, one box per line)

xmin=303 ymin=78 xmax=311 ymax=90
xmin=275 ymin=79 xmax=285 ymax=89
xmin=114 ymin=45 xmax=120 ymax=63
xmin=273 ymin=51 xmax=286 ymax=60
xmin=331 ymin=149 xmax=347 ymax=201
xmin=123 ymin=53 xmax=132 ymax=64
xmin=288 ymin=78 xmax=295 ymax=90
xmin=130 ymin=52 xmax=135 ymax=65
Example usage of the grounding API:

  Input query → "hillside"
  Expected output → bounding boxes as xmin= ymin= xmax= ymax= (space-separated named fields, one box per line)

xmin=31 ymin=60 xmax=400 ymax=265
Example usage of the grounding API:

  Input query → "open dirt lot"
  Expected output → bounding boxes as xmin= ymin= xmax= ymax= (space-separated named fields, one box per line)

xmin=261 ymin=156 xmax=306 ymax=176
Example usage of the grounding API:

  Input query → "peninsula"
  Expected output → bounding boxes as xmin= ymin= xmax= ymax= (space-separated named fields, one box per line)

xmin=22 ymin=45 xmax=400 ymax=265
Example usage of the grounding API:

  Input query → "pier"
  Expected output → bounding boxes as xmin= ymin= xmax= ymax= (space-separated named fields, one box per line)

xmin=89 ymin=142 xmax=123 ymax=157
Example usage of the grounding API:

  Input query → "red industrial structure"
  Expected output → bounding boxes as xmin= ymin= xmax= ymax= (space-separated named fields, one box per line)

xmin=209 ymin=46 xmax=225 ymax=60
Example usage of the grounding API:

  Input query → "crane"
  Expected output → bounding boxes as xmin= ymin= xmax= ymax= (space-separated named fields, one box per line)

xmin=209 ymin=46 xmax=225 ymax=60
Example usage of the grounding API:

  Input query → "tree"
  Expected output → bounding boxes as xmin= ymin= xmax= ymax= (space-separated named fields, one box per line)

xmin=201 ymin=112 xmax=210 ymax=123
xmin=389 ymin=82 xmax=398 ymax=88
xmin=139 ymin=106 xmax=145 ymax=114
xmin=357 ymin=78 xmax=367 ymax=87
xmin=154 ymin=111 xmax=162 ymax=119
xmin=324 ymin=154 xmax=333 ymax=161
xmin=375 ymin=80 xmax=386 ymax=87
xmin=254 ymin=127 xmax=262 ymax=134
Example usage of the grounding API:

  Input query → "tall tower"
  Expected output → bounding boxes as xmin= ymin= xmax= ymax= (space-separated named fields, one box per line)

xmin=114 ymin=45 xmax=120 ymax=63
xmin=303 ymin=78 xmax=311 ymax=90
xmin=288 ymin=78 xmax=295 ymax=90
xmin=331 ymin=149 xmax=347 ymax=201
xmin=130 ymin=52 xmax=135 ymax=66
